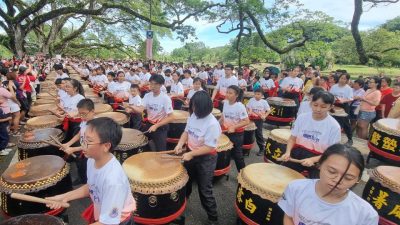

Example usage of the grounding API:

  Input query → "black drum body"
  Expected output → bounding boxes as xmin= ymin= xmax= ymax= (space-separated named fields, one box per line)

xmin=214 ymin=151 xmax=231 ymax=176
xmin=243 ymin=130 xmax=255 ymax=148
xmin=235 ymin=184 xmax=284 ymax=225
xmin=264 ymin=137 xmax=287 ymax=163
xmin=368 ymin=127 xmax=400 ymax=162
xmin=0 ymin=214 xmax=64 ymax=225
xmin=265 ymin=104 xmax=296 ymax=126
xmin=113 ymin=147 xmax=147 ymax=164
xmin=362 ymin=178 xmax=399 ymax=225
xmin=167 ymin=123 xmax=186 ymax=140
xmin=133 ymin=187 xmax=186 ymax=223
xmin=18 ymin=145 xmax=65 ymax=161
xmin=0 ymin=175 xmax=72 ymax=217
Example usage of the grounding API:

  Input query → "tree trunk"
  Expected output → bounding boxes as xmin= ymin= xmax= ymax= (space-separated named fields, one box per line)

xmin=351 ymin=0 xmax=369 ymax=64
xmin=14 ymin=25 xmax=26 ymax=58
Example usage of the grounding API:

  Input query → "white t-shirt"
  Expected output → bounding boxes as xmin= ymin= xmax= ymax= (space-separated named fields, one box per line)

xmin=222 ymin=101 xmax=248 ymax=128
xmin=91 ymin=74 xmax=109 ymax=86
xmin=125 ymin=73 xmax=140 ymax=83
xmin=278 ymin=179 xmax=379 ymax=225
xmin=280 ymin=76 xmax=304 ymax=91
xmin=246 ymin=98 xmax=270 ymax=113
xmin=197 ymin=71 xmax=208 ymax=81
xmin=170 ymin=82 xmax=184 ymax=95
xmin=330 ymin=84 xmax=354 ymax=100
xmin=216 ymin=76 xmax=239 ymax=96
xmin=140 ymin=72 xmax=151 ymax=82
xmin=56 ymin=73 xmax=69 ymax=79
xmin=181 ymin=78 xmax=193 ymax=90
xmin=297 ymin=101 xmax=312 ymax=116
xmin=292 ymin=112 xmax=341 ymax=153
xmin=87 ymin=156 xmax=136 ymax=224
xmin=128 ymin=95 xmax=142 ymax=107
xmin=164 ymin=76 xmax=173 ymax=87
xmin=352 ymin=88 xmax=366 ymax=106
xmin=261 ymin=79 xmax=275 ymax=89
xmin=62 ymin=94 xmax=85 ymax=113
xmin=213 ymin=69 xmax=225 ymax=80
xmin=185 ymin=114 xmax=221 ymax=151
xmin=79 ymin=121 xmax=87 ymax=143
xmin=143 ymin=92 xmax=173 ymax=123
xmin=187 ymin=88 xmax=202 ymax=100
xmin=109 ymin=81 xmax=131 ymax=94
xmin=238 ymin=79 xmax=247 ymax=88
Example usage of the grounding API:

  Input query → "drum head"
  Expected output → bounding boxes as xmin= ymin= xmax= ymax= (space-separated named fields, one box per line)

xmin=374 ymin=118 xmax=400 ymax=136
xmin=238 ymin=163 xmax=304 ymax=202
xmin=330 ymin=106 xmax=348 ymax=117
xmin=0 ymin=155 xmax=69 ymax=193
xmin=0 ymin=214 xmax=64 ymax=225
xmin=94 ymin=104 xmax=113 ymax=114
xmin=122 ymin=152 xmax=188 ymax=194
xmin=212 ymin=108 xmax=221 ymax=117
xmin=270 ymin=129 xmax=291 ymax=143
xmin=262 ymin=129 xmax=271 ymax=141
xmin=34 ymin=99 xmax=56 ymax=105
xmin=217 ymin=134 xmax=233 ymax=152
xmin=26 ymin=115 xmax=62 ymax=129
xmin=95 ymin=112 xmax=129 ymax=125
xmin=37 ymin=93 xmax=56 ymax=99
xmin=19 ymin=128 xmax=63 ymax=143
xmin=243 ymin=92 xmax=254 ymax=98
xmin=370 ymin=166 xmax=400 ymax=194
xmin=116 ymin=129 xmax=148 ymax=151
xmin=267 ymin=97 xmax=296 ymax=106
xmin=245 ymin=121 xmax=257 ymax=131
xmin=171 ymin=110 xmax=189 ymax=123
xmin=29 ymin=104 xmax=54 ymax=116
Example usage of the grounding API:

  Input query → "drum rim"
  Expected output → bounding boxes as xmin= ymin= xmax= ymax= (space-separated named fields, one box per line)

xmin=217 ymin=134 xmax=233 ymax=152
xmin=0 ymin=214 xmax=65 ymax=224
xmin=0 ymin=157 xmax=70 ymax=194
xmin=269 ymin=129 xmax=291 ymax=143
xmin=171 ymin=110 xmax=189 ymax=124
xmin=26 ymin=115 xmax=63 ymax=129
xmin=17 ymin=128 xmax=64 ymax=149
xmin=237 ymin=163 xmax=304 ymax=203
xmin=267 ymin=97 xmax=297 ymax=106
xmin=94 ymin=104 xmax=113 ymax=114
xmin=244 ymin=121 xmax=257 ymax=131
xmin=115 ymin=129 xmax=148 ymax=151
xmin=95 ymin=112 xmax=130 ymax=125
xmin=368 ymin=167 xmax=400 ymax=194
xmin=373 ymin=119 xmax=400 ymax=136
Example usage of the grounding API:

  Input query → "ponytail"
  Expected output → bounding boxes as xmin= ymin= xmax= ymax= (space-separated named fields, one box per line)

xmin=71 ymin=79 xmax=85 ymax=97
xmin=228 ymin=85 xmax=243 ymax=102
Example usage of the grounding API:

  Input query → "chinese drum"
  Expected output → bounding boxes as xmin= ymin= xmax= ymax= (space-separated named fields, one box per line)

xmin=123 ymin=152 xmax=188 ymax=224
xmin=37 ymin=92 xmax=56 ymax=100
xmin=362 ymin=166 xmax=400 ymax=225
xmin=206 ymin=85 xmax=215 ymax=97
xmin=243 ymin=122 xmax=256 ymax=153
xmin=17 ymin=128 xmax=65 ymax=160
xmin=167 ymin=110 xmax=189 ymax=146
xmin=28 ymin=104 xmax=54 ymax=117
xmin=242 ymin=92 xmax=254 ymax=105
xmin=212 ymin=108 xmax=222 ymax=119
xmin=94 ymin=103 xmax=113 ymax=115
xmin=26 ymin=115 xmax=62 ymax=130
xmin=0 ymin=214 xmax=64 ymax=225
xmin=34 ymin=98 xmax=56 ymax=105
xmin=368 ymin=118 xmax=400 ymax=162
xmin=0 ymin=155 xmax=72 ymax=217
xmin=236 ymin=163 xmax=304 ymax=225
xmin=113 ymin=128 xmax=148 ymax=164
xmin=264 ymin=129 xmax=291 ymax=163
xmin=95 ymin=112 xmax=129 ymax=127
xmin=330 ymin=106 xmax=348 ymax=117
xmin=214 ymin=134 xmax=234 ymax=177
xmin=265 ymin=97 xmax=297 ymax=126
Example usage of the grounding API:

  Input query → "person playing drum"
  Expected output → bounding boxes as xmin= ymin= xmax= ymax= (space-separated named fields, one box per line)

xmin=169 ymin=71 xmax=184 ymax=110
xmin=279 ymin=66 xmax=304 ymax=106
xmin=279 ymin=91 xmax=341 ymax=178
xmin=211 ymin=64 xmax=238 ymax=110
xmin=220 ymin=85 xmax=250 ymax=172
xmin=138 ymin=74 xmax=174 ymax=151
xmin=46 ymin=117 xmax=136 ymax=225
xmin=246 ymin=88 xmax=271 ymax=156
xmin=185 ymin=77 xmax=205 ymax=106
xmin=174 ymin=91 xmax=220 ymax=225
xmin=278 ymin=144 xmax=378 ymax=225
xmin=297 ymin=87 xmax=324 ymax=116
xmin=124 ymin=84 xmax=143 ymax=130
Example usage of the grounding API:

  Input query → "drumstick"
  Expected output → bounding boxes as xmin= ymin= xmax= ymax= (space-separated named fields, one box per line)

xmin=160 ymin=155 xmax=183 ymax=160
xmin=49 ymin=135 xmax=76 ymax=158
xmin=155 ymin=150 xmax=176 ymax=154
xmin=40 ymin=140 xmax=62 ymax=148
xmin=276 ymin=157 xmax=304 ymax=164
xmin=10 ymin=193 xmax=70 ymax=208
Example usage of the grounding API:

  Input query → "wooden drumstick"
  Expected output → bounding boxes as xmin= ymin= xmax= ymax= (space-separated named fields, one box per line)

xmin=40 ymin=140 xmax=62 ymax=148
xmin=276 ymin=157 xmax=304 ymax=164
xmin=160 ymin=155 xmax=183 ymax=160
xmin=49 ymin=135 xmax=76 ymax=159
xmin=155 ymin=150 xmax=176 ymax=154
xmin=10 ymin=193 xmax=70 ymax=208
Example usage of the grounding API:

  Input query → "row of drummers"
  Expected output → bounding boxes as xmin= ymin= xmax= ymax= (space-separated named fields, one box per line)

xmin=1 ymin=66 xmax=399 ymax=224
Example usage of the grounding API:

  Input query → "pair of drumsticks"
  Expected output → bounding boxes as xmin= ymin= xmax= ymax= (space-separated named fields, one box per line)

xmin=157 ymin=150 xmax=184 ymax=160
xmin=9 ymin=193 xmax=70 ymax=208
xmin=40 ymin=135 xmax=76 ymax=158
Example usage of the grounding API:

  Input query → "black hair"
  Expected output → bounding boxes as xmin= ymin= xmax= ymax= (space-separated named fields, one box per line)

xmin=193 ymin=77 xmax=207 ymax=91
xmin=339 ymin=73 xmax=351 ymax=81
xmin=319 ymin=143 xmax=365 ymax=196
xmin=311 ymin=90 xmax=334 ymax=105
xmin=86 ymin=117 xmax=122 ymax=152
xmin=149 ymin=74 xmax=165 ymax=85
xmin=354 ymin=78 xmax=365 ymax=88
xmin=164 ymin=69 xmax=172 ymax=74
xmin=320 ymin=76 xmax=329 ymax=82
xmin=228 ymin=85 xmax=243 ymax=102
xmin=62 ymin=77 xmax=71 ymax=82
xmin=53 ymin=64 xmax=63 ymax=70
xmin=330 ymin=74 xmax=339 ymax=83
xmin=130 ymin=83 xmax=140 ymax=90
xmin=309 ymin=86 xmax=325 ymax=96
xmin=254 ymin=75 xmax=260 ymax=81
xmin=225 ymin=64 xmax=234 ymax=70
xmin=0 ymin=68 xmax=8 ymax=76
xmin=77 ymin=98 xmax=95 ymax=111
xmin=183 ymin=69 xmax=191 ymax=75
xmin=107 ymin=71 xmax=116 ymax=78
xmin=393 ymin=81 xmax=400 ymax=87
xmin=116 ymin=71 xmax=125 ymax=77
xmin=69 ymin=79 xmax=85 ymax=96
xmin=254 ymin=88 xmax=264 ymax=95
xmin=54 ymin=78 xmax=63 ymax=85
xmin=18 ymin=66 xmax=27 ymax=74
xmin=381 ymin=76 xmax=392 ymax=86
xmin=370 ymin=76 xmax=382 ymax=90
xmin=189 ymin=91 xmax=213 ymax=119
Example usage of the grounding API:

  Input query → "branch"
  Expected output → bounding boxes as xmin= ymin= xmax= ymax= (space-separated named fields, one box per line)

xmin=54 ymin=15 xmax=92 ymax=50
xmin=381 ymin=47 xmax=400 ymax=53
xmin=245 ymin=8 xmax=308 ymax=54
xmin=0 ymin=7 xmax=11 ymax=24
xmin=364 ymin=0 xmax=399 ymax=3
xmin=4 ymin=0 xmax=16 ymax=17
xmin=14 ymin=0 xmax=48 ymax=24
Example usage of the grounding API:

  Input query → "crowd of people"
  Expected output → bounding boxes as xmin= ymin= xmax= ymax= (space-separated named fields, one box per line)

xmin=0 ymin=56 xmax=399 ymax=225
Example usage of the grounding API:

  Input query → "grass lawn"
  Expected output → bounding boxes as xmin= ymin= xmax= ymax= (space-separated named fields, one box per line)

xmin=322 ymin=65 xmax=400 ymax=77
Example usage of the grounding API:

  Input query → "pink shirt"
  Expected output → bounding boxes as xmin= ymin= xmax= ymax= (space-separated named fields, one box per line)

xmin=360 ymin=90 xmax=381 ymax=112
xmin=0 ymin=88 xmax=12 ymax=114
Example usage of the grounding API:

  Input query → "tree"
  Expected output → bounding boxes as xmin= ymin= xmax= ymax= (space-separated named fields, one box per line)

xmin=381 ymin=16 xmax=400 ymax=32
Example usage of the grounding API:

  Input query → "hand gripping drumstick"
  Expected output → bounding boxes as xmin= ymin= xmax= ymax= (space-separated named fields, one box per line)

xmin=49 ymin=135 xmax=76 ymax=158
xmin=10 ymin=193 xmax=70 ymax=208
xmin=155 ymin=150 xmax=176 ymax=154
xmin=160 ymin=155 xmax=183 ymax=160
xmin=276 ymin=157 xmax=304 ymax=164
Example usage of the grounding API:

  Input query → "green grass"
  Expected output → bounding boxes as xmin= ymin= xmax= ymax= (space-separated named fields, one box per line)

xmin=322 ymin=65 xmax=400 ymax=77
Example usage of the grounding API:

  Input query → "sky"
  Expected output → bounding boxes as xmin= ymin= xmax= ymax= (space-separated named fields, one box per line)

xmin=159 ymin=0 xmax=400 ymax=53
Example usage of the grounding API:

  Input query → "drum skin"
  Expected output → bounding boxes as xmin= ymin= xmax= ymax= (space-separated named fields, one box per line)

xmin=362 ymin=166 xmax=400 ymax=225
xmin=368 ymin=119 xmax=400 ymax=162
xmin=265 ymin=97 xmax=297 ymax=126
xmin=113 ymin=129 xmax=148 ymax=164
xmin=0 ymin=214 xmax=64 ymax=225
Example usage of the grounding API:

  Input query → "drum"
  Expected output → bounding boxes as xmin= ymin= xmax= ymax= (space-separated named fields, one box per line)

xmin=95 ymin=112 xmax=129 ymax=127
xmin=206 ymin=85 xmax=215 ymax=96
xmin=123 ymin=152 xmax=188 ymax=224
xmin=330 ymin=106 xmax=348 ymax=117
xmin=214 ymin=134 xmax=234 ymax=177
xmin=212 ymin=108 xmax=222 ymax=119
xmin=34 ymin=98 xmax=56 ymax=105
xmin=94 ymin=103 xmax=113 ymax=115
xmin=236 ymin=163 xmax=304 ymax=225
xmin=368 ymin=118 xmax=400 ymax=162
xmin=17 ymin=128 xmax=65 ymax=160
xmin=243 ymin=122 xmax=256 ymax=153
xmin=362 ymin=166 xmax=400 ymax=225
xmin=242 ymin=92 xmax=254 ymax=105
xmin=0 ymin=155 xmax=72 ymax=217
xmin=37 ymin=93 xmax=56 ymax=99
xmin=29 ymin=104 xmax=54 ymax=117
xmin=87 ymin=97 xmax=103 ymax=104
xmin=113 ymin=129 xmax=148 ymax=164
xmin=26 ymin=115 xmax=62 ymax=130
xmin=264 ymin=129 xmax=291 ymax=163
xmin=0 ymin=214 xmax=64 ymax=225
xmin=167 ymin=110 xmax=190 ymax=145
xmin=265 ymin=97 xmax=297 ymax=126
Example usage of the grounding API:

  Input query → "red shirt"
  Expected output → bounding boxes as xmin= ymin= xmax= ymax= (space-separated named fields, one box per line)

xmin=17 ymin=74 xmax=32 ymax=92
xmin=380 ymin=87 xmax=393 ymax=99
xmin=380 ymin=94 xmax=400 ymax=118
